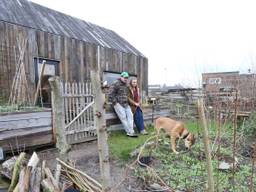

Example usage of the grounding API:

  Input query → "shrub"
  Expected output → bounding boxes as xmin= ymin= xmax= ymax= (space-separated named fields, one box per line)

xmin=242 ymin=111 xmax=256 ymax=137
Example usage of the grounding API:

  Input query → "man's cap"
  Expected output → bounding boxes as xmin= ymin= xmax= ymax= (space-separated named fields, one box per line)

xmin=121 ymin=71 xmax=129 ymax=78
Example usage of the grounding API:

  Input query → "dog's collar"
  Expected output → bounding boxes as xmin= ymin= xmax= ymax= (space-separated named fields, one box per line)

xmin=182 ymin=132 xmax=190 ymax=139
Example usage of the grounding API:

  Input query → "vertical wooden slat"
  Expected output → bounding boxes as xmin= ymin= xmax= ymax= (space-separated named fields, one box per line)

xmin=75 ymin=82 xmax=80 ymax=139
xmin=89 ymin=82 xmax=93 ymax=128
xmin=67 ymin=82 xmax=72 ymax=143
xmin=79 ymin=41 xmax=84 ymax=82
xmin=64 ymin=82 xmax=69 ymax=125
xmin=86 ymin=81 xmax=90 ymax=126
xmin=71 ymin=82 xmax=76 ymax=140
xmin=122 ymin=52 xmax=128 ymax=72
xmin=79 ymin=82 xmax=85 ymax=137
xmin=85 ymin=82 xmax=89 ymax=138
xmin=64 ymin=37 xmax=69 ymax=81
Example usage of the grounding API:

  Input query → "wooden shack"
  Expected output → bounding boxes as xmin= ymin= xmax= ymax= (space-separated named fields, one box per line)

xmin=0 ymin=0 xmax=148 ymax=153
xmin=0 ymin=0 xmax=148 ymax=106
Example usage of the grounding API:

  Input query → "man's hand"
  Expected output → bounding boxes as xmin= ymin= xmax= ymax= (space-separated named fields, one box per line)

xmin=135 ymin=102 xmax=140 ymax=107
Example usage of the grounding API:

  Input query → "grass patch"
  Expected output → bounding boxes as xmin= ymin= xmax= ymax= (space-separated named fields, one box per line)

xmin=108 ymin=121 xmax=200 ymax=161
xmin=108 ymin=125 xmax=155 ymax=160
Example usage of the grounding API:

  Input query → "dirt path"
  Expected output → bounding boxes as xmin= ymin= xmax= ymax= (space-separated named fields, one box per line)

xmin=38 ymin=140 xmax=133 ymax=192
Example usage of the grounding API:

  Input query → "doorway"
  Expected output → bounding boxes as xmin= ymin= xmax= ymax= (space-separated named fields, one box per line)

xmin=34 ymin=58 xmax=59 ymax=107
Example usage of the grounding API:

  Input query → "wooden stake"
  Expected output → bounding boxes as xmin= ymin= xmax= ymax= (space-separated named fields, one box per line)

xmin=91 ymin=70 xmax=111 ymax=192
xmin=18 ymin=168 xmax=26 ymax=192
xmin=44 ymin=167 xmax=59 ymax=191
xmin=41 ymin=178 xmax=55 ymax=192
xmin=22 ymin=152 xmax=40 ymax=192
xmin=197 ymin=98 xmax=215 ymax=192
xmin=8 ymin=152 xmax=26 ymax=192
xmin=29 ymin=167 xmax=41 ymax=192
xmin=33 ymin=60 xmax=46 ymax=105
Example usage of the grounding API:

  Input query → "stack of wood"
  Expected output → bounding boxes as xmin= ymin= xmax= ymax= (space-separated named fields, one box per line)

xmin=1 ymin=152 xmax=102 ymax=192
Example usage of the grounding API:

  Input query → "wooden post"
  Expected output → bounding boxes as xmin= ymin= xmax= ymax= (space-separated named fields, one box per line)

xmin=91 ymin=70 xmax=111 ymax=191
xmin=49 ymin=76 xmax=70 ymax=158
xmin=33 ymin=60 xmax=46 ymax=106
xmin=197 ymin=98 xmax=215 ymax=192
xmin=232 ymin=89 xmax=238 ymax=182
xmin=8 ymin=152 xmax=26 ymax=192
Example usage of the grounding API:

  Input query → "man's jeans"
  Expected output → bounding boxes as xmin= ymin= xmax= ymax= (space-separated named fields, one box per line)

xmin=113 ymin=103 xmax=135 ymax=134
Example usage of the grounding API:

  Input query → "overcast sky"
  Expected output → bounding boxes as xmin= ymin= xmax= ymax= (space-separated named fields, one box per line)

xmin=31 ymin=0 xmax=256 ymax=87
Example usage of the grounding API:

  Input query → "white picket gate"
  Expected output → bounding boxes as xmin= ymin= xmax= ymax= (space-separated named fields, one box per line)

xmin=61 ymin=81 xmax=96 ymax=144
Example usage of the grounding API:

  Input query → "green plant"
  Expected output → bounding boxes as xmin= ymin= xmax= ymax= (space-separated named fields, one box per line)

xmin=242 ymin=111 xmax=256 ymax=137
xmin=109 ymin=120 xmax=255 ymax=191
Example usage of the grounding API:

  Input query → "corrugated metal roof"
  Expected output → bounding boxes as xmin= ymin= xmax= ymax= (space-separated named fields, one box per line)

xmin=0 ymin=0 xmax=145 ymax=56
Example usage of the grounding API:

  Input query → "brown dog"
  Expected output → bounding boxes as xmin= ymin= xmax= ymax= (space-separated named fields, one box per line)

xmin=155 ymin=117 xmax=195 ymax=154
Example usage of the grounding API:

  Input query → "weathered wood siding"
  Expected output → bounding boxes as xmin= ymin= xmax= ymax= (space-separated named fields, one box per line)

xmin=0 ymin=110 xmax=53 ymax=151
xmin=0 ymin=21 xmax=148 ymax=101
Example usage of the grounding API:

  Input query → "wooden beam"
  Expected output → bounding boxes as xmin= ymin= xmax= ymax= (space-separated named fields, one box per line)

xmin=49 ymin=76 xmax=70 ymax=159
xmin=33 ymin=60 xmax=46 ymax=105
xmin=91 ymin=70 xmax=111 ymax=191
xmin=197 ymin=98 xmax=215 ymax=192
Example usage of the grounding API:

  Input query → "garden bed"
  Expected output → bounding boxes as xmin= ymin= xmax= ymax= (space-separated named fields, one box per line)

xmin=108 ymin=121 xmax=256 ymax=191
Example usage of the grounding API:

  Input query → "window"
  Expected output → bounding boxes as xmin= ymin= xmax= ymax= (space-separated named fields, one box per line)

xmin=208 ymin=77 xmax=221 ymax=85
xmin=102 ymin=71 xmax=137 ymax=86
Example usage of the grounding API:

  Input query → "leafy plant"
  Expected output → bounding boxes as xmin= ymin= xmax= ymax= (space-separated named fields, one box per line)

xmin=242 ymin=111 xmax=256 ymax=137
xmin=109 ymin=120 xmax=255 ymax=191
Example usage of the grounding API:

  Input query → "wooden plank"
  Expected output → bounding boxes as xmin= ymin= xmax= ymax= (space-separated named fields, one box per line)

xmin=68 ymin=135 xmax=96 ymax=145
xmin=64 ymin=37 xmax=69 ymax=81
xmin=59 ymin=36 xmax=65 ymax=79
xmin=86 ymin=43 xmax=93 ymax=77
xmin=86 ymin=82 xmax=90 ymax=126
xmin=67 ymin=82 xmax=72 ymax=138
xmin=79 ymin=82 xmax=84 ymax=134
xmin=38 ymin=31 xmax=45 ymax=57
xmin=0 ymin=117 xmax=51 ymax=131
xmin=74 ymin=82 xmax=80 ymax=139
xmin=64 ymin=82 xmax=69 ymax=128
xmin=112 ymin=49 xmax=118 ymax=72
xmin=71 ymin=82 xmax=76 ymax=142
xmin=118 ymin=51 xmax=123 ymax=72
xmin=81 ymin=82 xmax=86 ymax=138
xmin=79 ymin=41 xmax=84 ymax=82
xmin=33 ymin=60 xmax=46 ymax=105
xmin=27 ymin=29 xmax=37 ymax=100
xmin=70 ymin=39 xmax=78 ymax=81
xmin=100 ymin=46 xmax=106 ymax=73
xmin=0 ymin=111 xmax=51 ymax=121
xmin=54 ymin=35 xmax=61 ymax=60
xmin=0 ymin=126 xmax=52 ymax=140
xmin=0 ymin=127 xmax=53 ymax=152
xmin=66 ymin=126 xmax=95 ymax=135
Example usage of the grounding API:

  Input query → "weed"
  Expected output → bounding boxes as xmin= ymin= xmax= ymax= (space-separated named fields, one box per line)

xmin=109 ymin=120 xmax=256 ymax=191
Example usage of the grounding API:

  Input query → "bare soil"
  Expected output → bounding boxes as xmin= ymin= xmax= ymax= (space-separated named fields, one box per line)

xmin=37 ymin=140 xmax=135 ymax=192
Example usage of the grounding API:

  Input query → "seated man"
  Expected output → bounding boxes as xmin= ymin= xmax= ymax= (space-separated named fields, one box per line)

xmin=108 ymin=72 xmax=137 ymax=137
